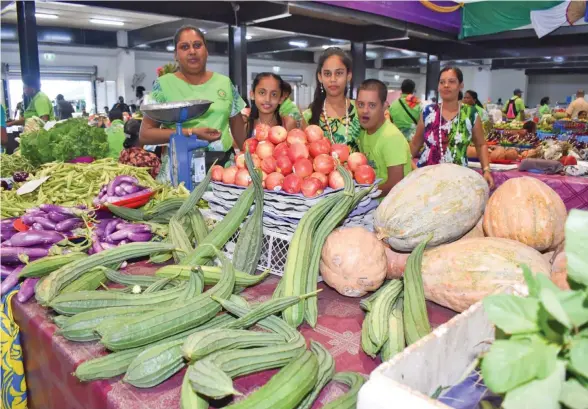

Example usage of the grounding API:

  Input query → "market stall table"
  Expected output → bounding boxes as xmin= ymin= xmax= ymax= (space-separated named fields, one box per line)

xmin=13 ymin=262 xmax=457 ymax=409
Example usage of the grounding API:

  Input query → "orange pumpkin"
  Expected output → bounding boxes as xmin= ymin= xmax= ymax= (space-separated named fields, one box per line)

xmin=320 ymin=227 xmax=387 ymax=297
xmin=489 ymin=147 xmax=506 ymax=162
xmin=483 ymin=177 xmax=566 ymax=251
xmin=550 ymin=251 xmax=569 ymax=290
xmin=466 ymin=145 xmax=478 ymax=158
xmin=504 ymin=148 xmax=518 ymax=161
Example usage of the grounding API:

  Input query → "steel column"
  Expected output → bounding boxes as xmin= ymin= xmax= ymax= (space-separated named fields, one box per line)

xmin=350 ymin=42 xmax=366 ymax=99
xmin=425 ymin=56 xmax=440 ymax=100
xmin=228 ymin=24 xmax=248 ymax=101
xmin=16 ymin=0 xmax=41 ymax=108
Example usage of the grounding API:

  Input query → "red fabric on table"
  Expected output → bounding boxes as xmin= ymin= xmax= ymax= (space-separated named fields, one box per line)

xmin=479 ymin=169 xmax=588 ymax=211
xmin=13 ymin=263 xmax=457 ymax=409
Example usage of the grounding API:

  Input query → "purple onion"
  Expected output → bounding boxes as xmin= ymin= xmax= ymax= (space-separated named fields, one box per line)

xmin=16 ymin=278 xmax=39 ymax=302
xmin=128 ymin=232 xmax=152 ymax=242
xmin=32 ymin=217 xmax=57 ymax=230
xmin=1 ymin=264 xmax=14 ymax=279
xmin=1 ymin=266 xmax=24 ymax=296
xmin=55 ymin=218 xmax=83 ymax=232
xmin=48 ymin=212 xmax=70 ymax=223
xmin=8 ymin=231 xmax=65 ymax=247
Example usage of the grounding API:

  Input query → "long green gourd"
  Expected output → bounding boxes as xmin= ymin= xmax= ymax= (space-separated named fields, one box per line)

xmin=279 ymin=192 xmax=343 ymax=327
xmin=19 ymin=252 xmax=88 ymax=278
xmin=74 ymin=313 xmax=236 ymax=382
xmin=173 ymin=163 xmax=214 ymax=221
xmin=361 ymin=311 xmax=379 ymax=357
xmin=180 ymin=186 xmax=255 ymax=267
xmin=180 ymin=365 xmax=211 ymax=409
xmin=304 ymin=168 xmax=359 ymax=327
xmin=368 ymin=279 xmax=403 ymax=350
xmin=100 ymin=247 xmax=235 ymax=350
xmin=40 ymin=242 xmax=177 ymax=302
xmin=59 ymin=267 xmax=106 ymax=294
xmin=222 ymin=350 xmax=318 ymax=409
xmin=321 ymin=372 xmax=366 ymax=409
xmin=156 ymin=265 xmax=269 ymax=288
xmin=168 ymin=217 xmax=193 ymax=263
xmin=297 ymin=340 xmax=335 ymax=409
xmin=403 ymin=234 xmax=433 ymax=345
xmin=380 ymin=297 xmax=405 ymax=362
xmin=188 ymin=208 xmax=208 ymax=245
xmin=231 ymin=150 xmax=264 ymax=275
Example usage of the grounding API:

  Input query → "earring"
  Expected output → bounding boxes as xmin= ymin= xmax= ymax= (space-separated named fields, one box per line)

xmin=320 ymin=83 xmax=325 ymax=94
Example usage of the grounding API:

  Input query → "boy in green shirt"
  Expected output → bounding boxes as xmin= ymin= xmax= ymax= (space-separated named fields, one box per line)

xmin=357 ymin=79 xmax=412 ymax=198
xmin=105 ymin=108 xmax=127 ymax=159
xmin=503 ymin=88 xmax=526 ymax=121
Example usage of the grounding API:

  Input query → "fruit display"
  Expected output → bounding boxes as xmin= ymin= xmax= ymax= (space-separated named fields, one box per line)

xmin=374 ymin=164 xmax=489 ymax=251
xmin=493 ymin=120 xmax=524 ymax=130
xmin=210 ymin=124 xmax=377 ymax=198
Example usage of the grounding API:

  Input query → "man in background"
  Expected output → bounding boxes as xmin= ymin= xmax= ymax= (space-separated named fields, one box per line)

xmin=503 ymin=88 xmax=526 ymax=121
xmin=112 ymin=96 xmax=130 ymax=114
xmin=389 ymin=79 xmax=422 ymax=141
xmin=566 ymin=90 xmax=588 ymax=119
xmin=56 ymin=94 xmax=74 ymax=120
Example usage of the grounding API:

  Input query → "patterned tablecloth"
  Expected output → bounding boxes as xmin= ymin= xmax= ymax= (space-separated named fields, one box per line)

xmin=483 ymin=170 xmax=588 ymax=210
xmin=12 ymin=263 xmax=457 ymax=409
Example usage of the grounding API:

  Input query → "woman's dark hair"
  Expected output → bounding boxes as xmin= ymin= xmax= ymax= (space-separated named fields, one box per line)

xmin=401 ymin=79 xmax=416 ymax=95
xmin=466 ymin=90 xmax=484 ymax=108
xmin=309 ymin=47 xmax=353 ymax=126
xmin=247 ymin=72 xmax=284 ymax=139
xmin=523 ymin=120 xmax=537 ymax=134
xmin=439 ymin=66 xmax=464 ymax=84
xmin=540 ymin=96 xmax=550 ymax=106
xmin=282 ymin=81 xmax=292 ymax=97
xmin=458 ymin=91 xmax=464 ymax=101
xmin=124 ymin=119 xmax=142 ymax=148
xmin=174 ymin=25 xmax=207 ymax=51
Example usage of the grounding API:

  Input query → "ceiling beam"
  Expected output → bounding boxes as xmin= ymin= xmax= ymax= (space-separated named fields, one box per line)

xmin=381 ymin=57 xmax=425 ymax=69
xmin=247 ymin=36 xmax=330 ymax=55
xmin=465 ymin=24 xmax=588 ymax=42
xmin=128 ymin=18 xmax=213 ymax=47
xmin=250 ymin=50 xmax=315 ymax=64
xmin=525 ymin=67 xmax=588 ymax=76
xmin=254 ymin=14 xmax=362 ymax=41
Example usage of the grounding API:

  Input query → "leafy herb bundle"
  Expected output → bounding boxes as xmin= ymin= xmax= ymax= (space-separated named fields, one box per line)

xmin=481 ymin=209 xmax=588 ymax=409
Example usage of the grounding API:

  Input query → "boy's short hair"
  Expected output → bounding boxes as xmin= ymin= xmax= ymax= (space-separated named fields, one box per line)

xmin=109 ymin=108 xmax=123 ymax=122
xmin=358 ymin=79 xmax=388 ymax=105
xmin=400 ymin=79 xmax=416 ymax=94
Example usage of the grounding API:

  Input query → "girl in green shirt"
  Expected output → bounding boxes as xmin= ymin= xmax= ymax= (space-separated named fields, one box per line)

xmin=303 ymin=47 xmax=361 ymax=151
xmin=7 ymin=75 xmax=55 ymax=126
xmin=539 ymin=97 xmax=551 ymax=117
xmin=140 ymin=26 xmax=246 ymax=159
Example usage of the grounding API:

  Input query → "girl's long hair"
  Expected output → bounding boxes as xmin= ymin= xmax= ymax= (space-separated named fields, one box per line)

xmin=466 ymin=90 xmax=484 ymax=108
xmin=248 ymin=72 xmax=284 ymax=139
xmin=308 ymin=47 xmax=353 ymax=126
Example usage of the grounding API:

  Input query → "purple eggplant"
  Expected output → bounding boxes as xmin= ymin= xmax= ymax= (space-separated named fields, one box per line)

xmin=100 ymin=242 xmax=117 ymax=250
xmin=55 ymin=218 xmax=83 ymax=232
xmin=104 ymin=219 xmax=119 ymax=237
xmin=22 ymin=211 xmax=48 ymax=226
xmin=39 ymin=204 xmax=85 ymax=217
xmin=16 ymin=278 xmax=39 ymax=302
xmin=108 ymin=230 xmax=130 ymax=242
xmin=114 ymin=185 xmax=125 ymax=197
xmin=1 ymin=264 xmax=14 ymax=279
xmin=91 ymin=235 xmax=104 ymax=254
xmin=106 ymin=188 xmax=152 ymax=203
xmin=93 ymin=197 xmax=101 ymax=207
xmin=8 ymin=231 xmax=65 ymax=247
xmin=122 ymin=183 xmax=141 ymax=194
xmin=93 ymin=210 xmax=116 ymax=220
xmin=48 ymin=212 xmax=70 ymax=223
xmin=1 ymin=218 xmax=17 ymax=226
xmin=1 ymin=266 xmax=24 ymax=296
xmin=31 ymin=223 xmax=45 ymax=231
xmin=107 ymin=175 xmax=138 ymax=197
xmin=116 ymin=223 xmax=151 ymax=233
xmin=32 ymin=217 xmax=57 ymax=230
xmin=128 ymin=232 xmax=152 ymax=242
xmin=1 ymin=229 xmax=16 ymax=243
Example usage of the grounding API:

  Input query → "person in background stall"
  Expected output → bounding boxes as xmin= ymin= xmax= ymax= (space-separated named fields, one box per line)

xmin=503 ymin=88 xmax=526 ymax=121
xmin=410 ymin=66 xmax=494 ymax=189
xmin=463 ymin=90 xmax=488 ymax=121
xmin=135 ymin=86 xmax=146 ymax=107
xmin=1 ymin=105 xmax=7 ymax=149
xmin=539 ymin=97 xmax=551 ymax=117
xmin=458 ymin=91 xmax=464 ymax=102
xmin=497 ymin=98 xmax=503 ymax=106
xmin=112 ymin=96 xmax=130 ymax=114
xmin=388 ymin=79 xmax=422 ymax=141
xmin=56 ymin=94 xmax=75 ymax=120
xmin=106 ymin=108 xmax=127 ymax=159
xmin=119 ymin=118 xmax=161 ymax=178
xmin=7 ymin=75 xmax=55 ymax=126
xmin=303 ymin=47 xmax=361 ymax=151
xmin=140 ymin=25 xmax=246 ymax=175
xmin=104 ymin=106 xmax=110 ymax=115
xmin=566 ymin=90 xmax=588 ymax=119
xmin=246 ymin=73 xmax=296 ymax=139
xmin=523 ymin=120 xmax=537 ymax=135
xmin=279 ymin=81 xmax=305 ymax=128
xmin=578 ymin=111 xmax=587 ymax=120
xmin=357 ymin=79 xmax=412 ymax=198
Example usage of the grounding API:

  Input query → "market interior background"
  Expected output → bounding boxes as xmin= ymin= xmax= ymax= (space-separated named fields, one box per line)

xmin=1 ymin=0 xmax=587 ymax=117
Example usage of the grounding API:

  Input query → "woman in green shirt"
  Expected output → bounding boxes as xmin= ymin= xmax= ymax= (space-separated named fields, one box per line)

xmin=388 ymin=79 xmax=422 ymax=141
xmin=7 ymin=75 xmax=55 ymax=126
xmin=139 ymin=25 xmax=246 ymax=165
xmin=538 ymin=97 xmax=551 ymax=117
xmin=303 ymin=47 xmax=361 ymax=151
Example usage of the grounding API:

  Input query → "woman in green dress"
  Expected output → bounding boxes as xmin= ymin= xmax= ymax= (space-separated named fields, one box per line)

xmin=139 ymin=25 xmax=246 ymax=169
xmin=7 ymin=75 xmax=55 ymax=126
xmin=303 ymin=47 xmax=361 ymax=151
xmin=538 ymin=97 xmax=551 ymax=117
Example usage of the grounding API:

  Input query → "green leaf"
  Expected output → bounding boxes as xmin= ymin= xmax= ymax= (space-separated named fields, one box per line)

xmin=565 ymin=210 xmax=588 ymax=289
xmin=523 ymin=265 xmax=540 ymax=298
xmin=483 ymin=295 xmax=540 ymax=334
xmin=502 ymin=360 xmax=565 ymax=409
xmin=570 ymin=339 xmax=588 ymax=378
xmin=535 ymin=273 xmax=562 ymax=294
xmin=540 ymin=288 xmax=572 ymax=328
xmin=481 ymin=337 xmax=557 ymax=393
xmin=560 ymin=379 xmax=588 ymax=409
xmin=538 ymin=306 xmax=565 ymax=344
xmin=557 ymin=291 xmax=588 ymax=327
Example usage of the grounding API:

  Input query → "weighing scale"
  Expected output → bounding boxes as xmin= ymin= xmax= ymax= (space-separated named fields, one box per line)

xmin=141 ymin=100 xmax=212 ymax=190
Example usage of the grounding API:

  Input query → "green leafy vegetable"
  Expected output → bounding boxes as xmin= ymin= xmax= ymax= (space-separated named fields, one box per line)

xmin=20 ymin=118 xmax=109 ymax=166
xmin=570 ymin=339 xmax=588 ymax=378
xmin=501 ymin=360 xmax=565 ymax=409
xmin=560 ymin=379 xmax=588 ymax=409
xmin=483 ymin=295 xmax=540 ymax=334
xmin=539 ymin=288 xmax=572 ymax=328
xmin=565 ymin=209 xmax=588 ymax=288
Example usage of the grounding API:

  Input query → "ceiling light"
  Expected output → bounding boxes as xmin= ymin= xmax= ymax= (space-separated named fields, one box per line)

xmin=43 ymin=34 xmax=72 ymax=42
xmin=1 ymin=30 xmax=16 ymax=39
xmin=429 ymin=55 xmax=438 ymax=61
xmin=366 ymin=51 xmax=378 ymax=59
xmin=400 ymin=50 xmax=416 ymax=56
xmin=455 ymin=59 xmax=464 ymax=64
xmin=322 ymin=45 xmax=333 ymax=49
xmin=273 ymin=66 xmax=280 ymax=73
xmin=289 ymin=40 xmax=308 ymax=48
xmin=553 ymin=56 xmax=564 ymax=63
xmin=246 ymin=35 xmax=252 ymax=40
xmin=544 ymin=56 xmax=552 ymax=60
xmin=394 ymin=74 xmax=400 ymax=80
xmin=36 ymin=13 xmax=59 ymax=19
xmin=419 ymin=57 xmax=427 ymax=64
xmin=201 ymin=30 xmax=207 ymax=34
xmin=89 ymin=19 xmax=124 ymax=26
xmin=136 ymin=44 xmax=150 ymax=49
xmin=166 ymin=44 xmax=174 ymax=52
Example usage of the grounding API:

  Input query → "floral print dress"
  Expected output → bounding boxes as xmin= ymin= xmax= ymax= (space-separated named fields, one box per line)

xmin=417 ymin=103 xmax=478 ymax=167
xmin=303 ymin=101 xmax=361 ymax=151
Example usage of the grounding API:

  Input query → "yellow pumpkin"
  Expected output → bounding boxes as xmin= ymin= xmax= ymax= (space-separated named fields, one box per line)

xmin=320 ymin=227 xmax=387 ymax=297
xmin=421 ymin=237 xmax=551 ymax=312
xmin=483 ymin=177 xmax=566 ymax=251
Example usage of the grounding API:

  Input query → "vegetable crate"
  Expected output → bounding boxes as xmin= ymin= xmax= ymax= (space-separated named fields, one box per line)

xmin=357 ymin=287 xmax=519 ymax=409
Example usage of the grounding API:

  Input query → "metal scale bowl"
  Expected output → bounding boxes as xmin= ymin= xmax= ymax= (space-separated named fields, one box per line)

xmin=141 ymin=100 xmax=212 ymax=190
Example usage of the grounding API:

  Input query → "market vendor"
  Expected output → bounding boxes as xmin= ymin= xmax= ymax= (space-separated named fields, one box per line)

xmin=539 ymin=97 xmax=551 ymax=117
xmin=303 ymin=47 xmax=361 ymax=151
xmin=463 ymin=90 xmax=488 ymax=121
xmin=106 ymin=108 xmax=126 ymax=159
xmin=389 ymin=79 xmax=422 ymax=141
xmin=1 ymin=105 xmax=6 ymax=148
xmin=357 ymin=79 xmax=412 ymax=197
xmin=566 ymin=89 xmax=588 ymax=119
xmin=139 ymin=25 xmax=247 ymax=171
xmin=6 ymin=75 xmax=55 ymax=126
xmin=503 ymin=88 xmax=526 ymax=121
xmin=410 ymin=66 xmax=494 ymax=189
